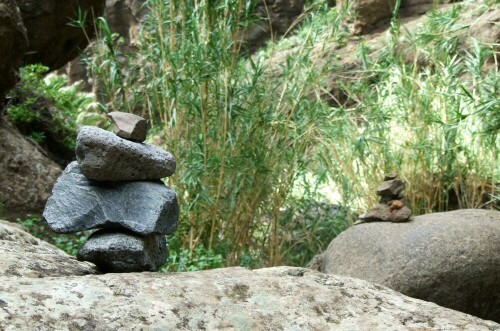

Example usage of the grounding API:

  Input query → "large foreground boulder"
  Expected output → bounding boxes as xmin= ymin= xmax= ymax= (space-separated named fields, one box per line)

xmin=43 ymin=161 xmax=178 ymax=235
xmin=0 ymin=219 xmax=96 ymax=278
xmin=0 ymin=267 xmax=499 ymax=330
xmin=0 ymin=118 xmax=61 ymax=220
xmin=0 ymin=220 xmax=498 ymax=329
xmin=322 ymin=209 xmax=500 ymax=323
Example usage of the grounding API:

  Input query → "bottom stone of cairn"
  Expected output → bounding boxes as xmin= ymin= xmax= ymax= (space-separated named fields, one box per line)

xmin=77 ymin=229 xmax=168 ymax=273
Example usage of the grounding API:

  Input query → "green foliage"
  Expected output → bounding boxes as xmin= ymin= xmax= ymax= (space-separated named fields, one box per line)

xmin=18 ymin=215 xmax=89 ymax=256
xmin=279 ymin=198 xmax=351 ymax=267
xmin=85 ymin=0 xmax=347 ymax=268
xmin=5 ymin=64 xmax=94 ymax=150
xmin=83 ymin=0 xmax=498 ymax=269
xmin=320 ymin=3 xmax=499 ymax=214
xmin=162 ymin=236 xmax=224 ymax=272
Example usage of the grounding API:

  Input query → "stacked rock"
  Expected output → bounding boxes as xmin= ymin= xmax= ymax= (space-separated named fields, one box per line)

xmin=43 ymin=112 xmax=178 ymax=273
xmin=358 ymin=173 xmax=412 ymax=223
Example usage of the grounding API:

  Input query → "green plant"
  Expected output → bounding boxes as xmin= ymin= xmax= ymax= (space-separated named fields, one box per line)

xmin=321 ymin=3 xmax=499 ymax=213
xmin=5 ymin=64 xmax=94 ymax=151
xmin=86 ymin=0 xmax=347 ymax=268
xmin=161 ymin=235 xmax=224 ymax=272
xmin=84 ymin=0 xmax=498 ymax=270
xmin=18 ymin=215 xmax=90 ymax=256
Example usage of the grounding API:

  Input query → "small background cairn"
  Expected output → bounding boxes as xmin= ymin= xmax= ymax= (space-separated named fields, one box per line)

xmin=358 ymin=173 xmax=412 ymax=223
xmin=43 ymin=112 xmax=179 ymax=272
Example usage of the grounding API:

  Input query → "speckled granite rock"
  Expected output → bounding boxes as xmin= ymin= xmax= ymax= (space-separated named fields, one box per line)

xmin=0 ymin=266 xmax=498 ymax=330
xmin=0 ymin=220 xmax=97 ymax=278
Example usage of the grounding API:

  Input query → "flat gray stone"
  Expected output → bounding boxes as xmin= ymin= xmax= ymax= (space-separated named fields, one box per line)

xmin=76 ymin=126 xmax=176 ymax=181
xmin=360 ymin=202 xmax=412 ymax=222
xmin=376 ymin=179 xmax=404 ymax=197
xmin=383 ymin=172 xmax=398 ymax=181
xmin=108 ymin=111 xmax=148 ymax=142
xmin=77 ymin=229 xmax=167 ymax=272
xmin=43 ymin=162 xmax=178 ymax=235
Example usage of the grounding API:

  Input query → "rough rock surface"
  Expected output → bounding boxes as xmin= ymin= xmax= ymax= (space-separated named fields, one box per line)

xmin=76 ymin=126 xmax=176 ymax=181
xmin=337 ymin=0 xmax=398 ymax=34
xmin=376 ymin=179 xmax=405 ymax=197
xmin=467 ymin=6 xmax=500 ymax=50
xmin=77 ymin=229 xmax=167 ymax=272
xmin=0 ymin=118 xmax=61 ymax=220
xmin=43 ymin=162 xmax=178 ymax=235
xmin=361 ymin=203 xmax=412 ymax=222
xmin=238 ymin=0 xmax=306 ymax=53
xmin=16 ymin=0 xmax=106 ymax=70
xmin=322 ymin=209 xmax=500 ymax=323
xmin=0 ymin=265 xmax=499 ymax=330
xmin=0 ymin=219 xmax=97 ymax=277
xmin=105 ymin=0 xmax=148 ymax=44
xmin=0 ymin=0 xmax=27 ymax=98
xmin=108 ymin=111 xmax=148 ymax=142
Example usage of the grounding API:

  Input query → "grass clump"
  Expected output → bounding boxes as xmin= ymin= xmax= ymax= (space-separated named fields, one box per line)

xmin=321 ymin=3 xmax=499 ymax=214
xmin=81 ymin=0 xmax=498 ymax=269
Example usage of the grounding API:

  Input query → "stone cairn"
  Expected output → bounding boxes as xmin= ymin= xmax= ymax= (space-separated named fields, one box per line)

xmin=43 ymin=112 xmax=179 ymax=272
xmin=358 ymin=173 xmax=412 ymax=223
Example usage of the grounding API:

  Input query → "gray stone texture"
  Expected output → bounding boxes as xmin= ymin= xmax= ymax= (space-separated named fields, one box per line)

xmin=77 ymin=229 xmax=167 ymax=272
xmin=322 ymin=209 xmax=500 ymax=323
xmin=0 ymin=118 xmax=61 ymax=220
xmin=361 ymin=203 xmax=412 ymax=223
xmin=0 ymin=0 xmax=27 ymax=98
xmin=0 ymin=265 xmax=499 ymax=330
xmin=376 ymin=179 xmax=405 ymax=197
xmin=0 ymin=219 xmax=97 ymax=277
xmin=43 ymin=162 xmax=178 ymax=235
xmin=76 ymin=126 xmax=176 ymax=181
xmin=108 ymin=111 xmax=148 ymax=142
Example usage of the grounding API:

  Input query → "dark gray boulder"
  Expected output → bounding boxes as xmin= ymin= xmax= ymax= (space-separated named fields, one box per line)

xmin=322 ymin=209 xmax=500 ymax=323
xmin=0 ymin=0 xmax=27 ymax=99
xmin=16 ymin=0 xmax=106 ymax=71
xmin=43 ymin=162 xmax=178 ymax=235
xmin=76 ymin=126 xmax=176 ymax=181
xmin=77 ymin=229 xmax=167 ymax=272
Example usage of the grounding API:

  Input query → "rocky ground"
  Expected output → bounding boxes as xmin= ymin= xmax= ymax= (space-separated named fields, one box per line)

xmin=0 ymin=219 xmax=499 ymax=330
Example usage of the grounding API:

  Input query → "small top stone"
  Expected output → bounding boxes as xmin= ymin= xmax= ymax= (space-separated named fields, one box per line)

xmin=383 ymin=173 xmax=398 ymax=181
xmin=376 ymin=179 xmax=404 ymax=197
xmin=108 ymin=111 xmax=148 ymax=142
